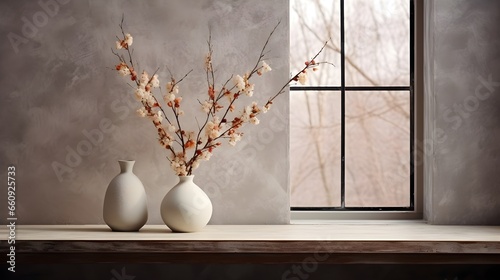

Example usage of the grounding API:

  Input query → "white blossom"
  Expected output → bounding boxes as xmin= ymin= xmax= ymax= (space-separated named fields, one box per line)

xmin=166 ymin=82 xmax=179 ymax=94
xmin=243 ymin=83 xmax=254 ymax=97
xmin=152 ymin=111 xmax=163 ymax=123
xmin=229 ymin=132 xmax=242 ymax=146
xmin=167 ymin=124 xmax=176 ymax=133
xmin=163 ymin=93 xmax=175 ymax=104
xmin=251 ymin=101 xmax=260 ymax=112
xmin=151 ymin=74 xmax=160 ymax=88
xmin=205 ymin=117 xmax=221 ymax=139
xmin=118 ymin=66 xmax=130 ymax=76
xmin=115 ymin=41 xmax=122 ymax=50
xmin=134 ymin=87 xmax=146 ymax=101
xmin=208 ymin=127 xmax=219 ymax=139
xmin=201 ymin=100 xmax=213 ymax=113
xmin=140 ymin=71 xmax=149 ymax=86
xmin=262 ymin=103 xmax=271 ymax=113
xmin=298 ymin=72 xmax=308 ymax=85
xmin=170 ymin=154 xmax=188 ymax=176
xmin=145 ymin=94 xmax=156 ymax=107
xmin=250 ymin=117 xmax=260 ymax=125
xmin=233 ymin=75 xmax=245 ymax=91
xmin=199 ymin=150 xmax=212 ymax=161
xmin=124 ymin=33 xmax=133 ymax=46
xmin=240 ymin=105 xmax=252 ymax=122
xmin=261 ymin=61 xmax=272 ymax=73
xmin=159 ymin=136 xmax=173 ymax=148
xmin=137 ymin=107 xmax=147 ymax=117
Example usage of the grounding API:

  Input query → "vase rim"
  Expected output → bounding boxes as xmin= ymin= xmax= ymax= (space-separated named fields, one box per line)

xmin=178 ymin=175 xmax=194 ymax=178
xmin=118 ymin=159 xmax=135 ymax=162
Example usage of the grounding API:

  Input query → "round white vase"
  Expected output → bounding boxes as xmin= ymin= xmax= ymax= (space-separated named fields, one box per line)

xmin=103 ymin=160 xmax=148 ymax=231
xmin=160 ymin=176 xmax=213 ymax=233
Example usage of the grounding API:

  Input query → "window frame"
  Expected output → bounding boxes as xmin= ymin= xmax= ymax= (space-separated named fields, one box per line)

xmin=290 ymin=0 xmax=423 ymax=220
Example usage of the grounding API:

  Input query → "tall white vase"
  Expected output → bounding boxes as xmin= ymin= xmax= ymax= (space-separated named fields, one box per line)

xmin=103 ymin=160 xmax=148 ymax=231
xmin=160 ymin=176 xmax=212 ymax=233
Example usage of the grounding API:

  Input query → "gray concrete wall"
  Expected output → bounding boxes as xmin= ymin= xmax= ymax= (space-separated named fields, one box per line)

xmin=0 ymin=0 xmax=289 ymax=225
xmin=424 ymin=0 xmax=500 ymax=224
xmin=5 ymin=0 xmax=499 ymax=226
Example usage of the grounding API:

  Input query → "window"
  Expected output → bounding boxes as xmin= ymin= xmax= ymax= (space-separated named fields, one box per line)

xmin=290 ymin=0 xmax=418 ymax=218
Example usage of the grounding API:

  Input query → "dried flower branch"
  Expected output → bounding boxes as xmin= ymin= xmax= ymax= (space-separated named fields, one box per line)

xmin=112 ymin=20 xmax=329 ymax=176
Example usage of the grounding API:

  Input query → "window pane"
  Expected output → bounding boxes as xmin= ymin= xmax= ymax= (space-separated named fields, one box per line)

xmin=345 ymin=91 xmax=410 ymax=207
xmin=290 ymin=0 xmax=341 ymax=86
xmin=290 ymin=91 xmax=341 ymax=207
xmin=345 ymin=0 xmax=410 ymax=86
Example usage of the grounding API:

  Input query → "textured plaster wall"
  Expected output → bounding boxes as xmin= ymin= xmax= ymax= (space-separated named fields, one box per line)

xmin=0 ymin=0 xmax=289 ymax=225
xmin=424 ymin=0 xmax=500 ymax=224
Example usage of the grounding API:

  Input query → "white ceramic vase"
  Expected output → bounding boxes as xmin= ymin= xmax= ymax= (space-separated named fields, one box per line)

xmin=103 ymin=160 xmax=148 ymax=231
xmin=160 ymin=176 xmax=213 ymax=233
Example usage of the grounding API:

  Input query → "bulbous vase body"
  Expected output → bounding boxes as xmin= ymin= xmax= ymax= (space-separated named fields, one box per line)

xmin=103 ymin=160 xmax=148 ymax=231
xmin=160 ymin=176 xmax=212 ymax=233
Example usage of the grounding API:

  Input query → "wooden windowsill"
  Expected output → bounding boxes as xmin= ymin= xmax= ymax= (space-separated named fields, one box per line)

xmin=2 ymin=223 xmax=500 ymax=264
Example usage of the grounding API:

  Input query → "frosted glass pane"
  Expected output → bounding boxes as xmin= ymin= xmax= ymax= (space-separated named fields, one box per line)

xmin=345 ymin=91 xmax=410 ymax=207
xmin=345 ymin=0 xmax=410 ymax=86
xmin=290 ymin=0 xmax=341 ymax=86
xmin=290 ymin=91 xmax=341 ymax=207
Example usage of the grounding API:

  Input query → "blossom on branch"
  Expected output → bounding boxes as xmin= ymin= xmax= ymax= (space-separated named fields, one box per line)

xmin=116 ymin=62 xmax=130 ymax=76
xmin=233 ymin=75 xmax=245 ymax=91
xmin=137 ymin=107 xmax=147 ymax=118
xmin=167 ymin=124 xmax=176 ymax=133
xmin=152 ymin=111 xmax=163 ymax=123
xmin=151 ymin=74 xmax=160 ymax=88
xmin=298 ymin=72 xmax=307 ymax=85
xmin=166 ymin=81 xmax=179 ymax=94
xmin=204 ymin=53 xmax=212 ymax=72
xmin=112 ymin=20 xmax=327 ymax=176
xmin=116 ymin=33 xmax=133 ymax=50
xmin=140 ymin=71 xmax=149 ymax=86
xmin=205 ymin=116 xmax=222 ymax=139
xmin=257 ymin=61 xmax=272 ymax=75
xmin=201 ymin=100 xmax=213 ymax=113
xmin=228 ymin=130 xmax=242 ymax=146
xmin=262 ymin=102 xmax=272 ymax=113
xmin=134 ymin=87 xmax=146 ymax=101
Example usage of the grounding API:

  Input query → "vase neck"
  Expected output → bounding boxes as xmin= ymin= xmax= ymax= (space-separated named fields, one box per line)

xmin=118 ymin=160 xmax=135 ymax=173
xmin=178 ymin=175 xmax=194 ymax=183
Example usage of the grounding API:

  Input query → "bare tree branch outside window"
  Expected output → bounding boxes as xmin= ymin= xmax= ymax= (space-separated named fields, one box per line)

xmin=290 ymin=0 xmax=411 ymax=207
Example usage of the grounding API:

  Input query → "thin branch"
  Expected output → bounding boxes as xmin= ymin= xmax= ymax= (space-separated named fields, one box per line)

xmin=267 ymin=40 xmax=329 ymax=105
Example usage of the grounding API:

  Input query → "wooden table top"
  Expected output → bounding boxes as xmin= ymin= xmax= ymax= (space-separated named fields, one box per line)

xmin=3 ymin=223 xmax=500 ymax=242
xmin=3 ymin=223 xmax=500 ymax=263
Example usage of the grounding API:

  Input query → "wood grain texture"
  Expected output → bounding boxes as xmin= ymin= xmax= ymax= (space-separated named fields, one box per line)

xmin=13 ymin=240 xmax=500 ymax=254
xmin=15 ymin=253 xmax=500 ymax=265
xmin=1 ymin=224 xmax=500 ymax=263
xmin=5 ymin=224 xmax=500 ymax=241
